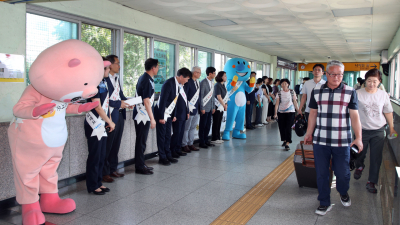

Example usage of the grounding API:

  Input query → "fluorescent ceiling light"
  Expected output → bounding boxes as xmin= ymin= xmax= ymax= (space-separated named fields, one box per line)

xmin=332 ymin=7 xmax=372 ymax=17
xmin=257 ymin=42 xmax=280 ymax=46
xmin=346 ymin=39 xmax=371 ymax=43
xmin=200 ymin=19 xmax=237 ymax=27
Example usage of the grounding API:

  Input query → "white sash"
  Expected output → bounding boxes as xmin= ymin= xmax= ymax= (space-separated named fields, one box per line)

xmin=203 ymin=88 xmax=213 ymax=106
xmin=188 ymin=88 xmax=200 ymax=113
xmin=227 ymin=81 xmax=243 ymax=99
xmin=109 ymin=77 xmax=121 ymax=114
xmin=164 ymin=95 xmax=178 ymax=121
xmin=179 ymin=86 xmax=187 ymax=106
xmin=86 ymin=83 xmax=110 ymax=140
xmin=135 ymin=93 xmax=154 ymax=125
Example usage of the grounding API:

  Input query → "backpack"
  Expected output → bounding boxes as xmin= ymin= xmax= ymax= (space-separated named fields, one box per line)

xmin=294 ymin=84 xmax=301 ymax=95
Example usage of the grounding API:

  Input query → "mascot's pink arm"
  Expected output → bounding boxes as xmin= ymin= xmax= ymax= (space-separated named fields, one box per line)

xmin=13 ymin=85 xmax=43 ymax=119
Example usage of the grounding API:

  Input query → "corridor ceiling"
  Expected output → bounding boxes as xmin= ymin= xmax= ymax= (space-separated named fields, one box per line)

xmin=110 ymin=0 xmax=400 ymax=63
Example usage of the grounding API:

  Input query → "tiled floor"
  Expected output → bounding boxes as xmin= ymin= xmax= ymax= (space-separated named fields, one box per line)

xmin=0 ymin=122 xmax=383 ymax=225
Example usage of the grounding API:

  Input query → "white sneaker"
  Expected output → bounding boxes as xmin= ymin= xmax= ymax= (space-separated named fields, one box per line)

xmin=210 ymin=140 xmax=220 ymax=144
xmin=315 ymin=205 xmax=332 ymax=216
xmin=256 ymin=124 xmax=263 ymax=127
xmin=263 ymin=122 xmax=269 ymax=125
xmin=217 ymin=140 xmax=224 ymax=143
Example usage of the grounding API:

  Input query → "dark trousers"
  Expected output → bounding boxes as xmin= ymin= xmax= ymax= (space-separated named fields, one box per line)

xmin=355 ymin=127 xmax=385 ymax=184
xmin=212 ymin=109 xmax=224 ymax=141
xmin=134 ymin=120 xmax=150 ymax=170
xmin=84 ymin=122 xmax=107 ymax=193
xmin=103 ymin=112 xmax=124 ymax=176
xmin=199 ymin=111 xmax=212 ymax=145
xmin=277 ymin=112 xmax=295 ymax=143
xmin=254 ymin=103 xmax=263 ymax=125
xmin=156 ymin=117 xmax=172 ymax=160
xmin=314 ymin=144 xmax=350 ymax=206
xmin=246 ymin=102 xmax=254 ymax=128
xmin=170 ymin=120 xmax=186 ymax=154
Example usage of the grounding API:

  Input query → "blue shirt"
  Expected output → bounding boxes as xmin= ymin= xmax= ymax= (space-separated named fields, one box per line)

xmin=132 ymin=72 xmax=154 ymax=119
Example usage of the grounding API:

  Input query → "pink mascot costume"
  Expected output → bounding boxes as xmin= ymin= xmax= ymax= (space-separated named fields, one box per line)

xmin=8 ymin=39 xmax=109 ymax=225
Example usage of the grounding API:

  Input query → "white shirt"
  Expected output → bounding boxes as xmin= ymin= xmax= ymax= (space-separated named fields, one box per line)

xmin=206 ymin=77 xmax=213 ymax=89
xmin=357 ymin=88 xmax=393 ymax=130
xmin=276 ymin=90 xmax=297 ymax=113
xmin=302 ymin=78 xmax=326 ymax=113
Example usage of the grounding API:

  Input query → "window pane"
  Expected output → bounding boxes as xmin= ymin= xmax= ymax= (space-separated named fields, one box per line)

xmin=276 ymin=68 xmax=281 ymax=79
xmin=214 ymin=53 xmax=223 ymax=73
xmin=154 ymin=40 xmax=175 ymax=93
xmin=179 ymin=45 xmax=192 ymax=69
xmin=81 ymin=24 xmax=112 ymax=57
xmin=198 ymin=50 xmax=212 ymax=80
xmin=123 ymin=33 xmax=146 ymax=97
xmin=265 ymin=64 xmax=270 ymax=77
xmin=256 ymin=64 xmax=263 ymax=79
xmin=26 ymin=13 xmax=78 ymax=84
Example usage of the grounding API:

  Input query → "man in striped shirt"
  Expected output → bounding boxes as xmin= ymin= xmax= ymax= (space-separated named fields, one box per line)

xmin=304 ymin=60 xmax=363 ymax=216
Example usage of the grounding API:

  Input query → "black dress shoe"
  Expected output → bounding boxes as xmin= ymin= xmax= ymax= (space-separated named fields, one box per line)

xmin=135 ymin=168 xmax=154 ymax=175
xmin=144 ymin=164 xmax=154 ymax=170
xmin=282 ymin=142 xmax=286 ymax=147
xmin=92 ymin=190 xmax=105 ymax=195
xmin=171 ymin=153 xmax=180 ymax=158
xmin=159 ymin=158 xmax=171 ymax=166
xmin=177 ymin=152 xmax=187 ymax=156
xmin=100 ymin=187 xmax=110 ymax=192
xmin=167 ymin=157 xmax=178 ymax=163
xmin=206 ymin=142 xmax=215 ymax=147
xmin=199 ymin=143 xmax=208 ymax=148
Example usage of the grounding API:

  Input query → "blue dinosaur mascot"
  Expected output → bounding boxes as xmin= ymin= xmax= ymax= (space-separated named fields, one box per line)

xmin=222 ymin=58 xmax=255 ymax=140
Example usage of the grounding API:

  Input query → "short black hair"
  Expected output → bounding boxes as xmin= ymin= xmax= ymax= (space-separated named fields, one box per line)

xmin=280 ymin=78 xmax=290 ymax=86
xmin=145 ymin=58 xmax=159 ymax=71
xmin=215 ymin=71 xmax=226 ymax=82
xmin=256 ymin=78 xmax=263 ymax=84
xmin=105 ymin=55 xmax=118 ymax=64
xmin=273 ymin=79 xmax=280 ymax=85
xmin=262 ymin=76 xmax=268 ymax=81
xmin=303 ymin=77 xmax=310 ymax=81
xmin=313 ymin=64 xmax=324 ymax=71
xmin=357 ymin=77 xmax=363 ymax=82
xmin=251 ymin=71 xmax=256 ymax=75
xmin=360 ymin=79 xmax=365 ymax=85
xmin=177 ymin=67 xmax=191 ymax=78
xmin=206 ymin=67 xmax=216 ymax=77
xmin=365 ymin=69 xmax=382 ymax=81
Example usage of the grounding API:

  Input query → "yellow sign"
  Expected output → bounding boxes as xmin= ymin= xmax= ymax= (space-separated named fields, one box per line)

xmin=298 ymin=62 xmax=380 ymax=71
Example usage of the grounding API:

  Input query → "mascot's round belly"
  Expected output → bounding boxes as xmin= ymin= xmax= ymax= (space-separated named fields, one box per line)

xmin=41 ymin=102 xmax=68 ymax=147
xmin=235 ymin=92 xmax=246 ymax=107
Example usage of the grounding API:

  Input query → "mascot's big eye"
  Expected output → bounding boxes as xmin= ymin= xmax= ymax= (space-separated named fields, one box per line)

xmin=237 ymin=61 xmax=240 ymax=64
xmin=243 ymin=61 xmax=245 ymax=65
xmin=84 ymin=83 xmax=88 ymax=86
xmin=248 ymin=65 xmax=250 ymax=68
xmin=232 ymin=65 xmax=236 ymax=68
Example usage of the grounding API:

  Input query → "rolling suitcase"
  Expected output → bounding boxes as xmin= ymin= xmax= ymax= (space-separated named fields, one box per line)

xmin=294 ymin=141 xmax=333 ymax=188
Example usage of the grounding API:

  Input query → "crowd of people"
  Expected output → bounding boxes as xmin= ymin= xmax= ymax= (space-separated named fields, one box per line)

xmin=82 ymin=56 xmax=397 ymax=218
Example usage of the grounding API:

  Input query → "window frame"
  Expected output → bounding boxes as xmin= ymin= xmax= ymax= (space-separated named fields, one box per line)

xmin=26 ymin=4 xmax=271 ymax=95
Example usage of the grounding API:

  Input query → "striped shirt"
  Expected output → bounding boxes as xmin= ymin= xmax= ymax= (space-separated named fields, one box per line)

xmin=308 ymin=83 xmax=358 ymax=147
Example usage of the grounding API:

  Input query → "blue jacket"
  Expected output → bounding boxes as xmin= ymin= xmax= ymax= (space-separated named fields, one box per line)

xmin=185 ymin=78 xmax=201 ymax=116
xmin=155 ymin=77 xmax=180 ymax=120
xmin=105 ymin=76 xmax=128 ymax=122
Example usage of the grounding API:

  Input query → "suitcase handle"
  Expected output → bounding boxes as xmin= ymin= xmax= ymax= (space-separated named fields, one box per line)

xmin=300 ymin=141 xmax=307 ymax=166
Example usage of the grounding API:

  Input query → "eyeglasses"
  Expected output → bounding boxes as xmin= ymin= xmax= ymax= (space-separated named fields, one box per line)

xmin=327 ymin=72 xmax=343 ymax=77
